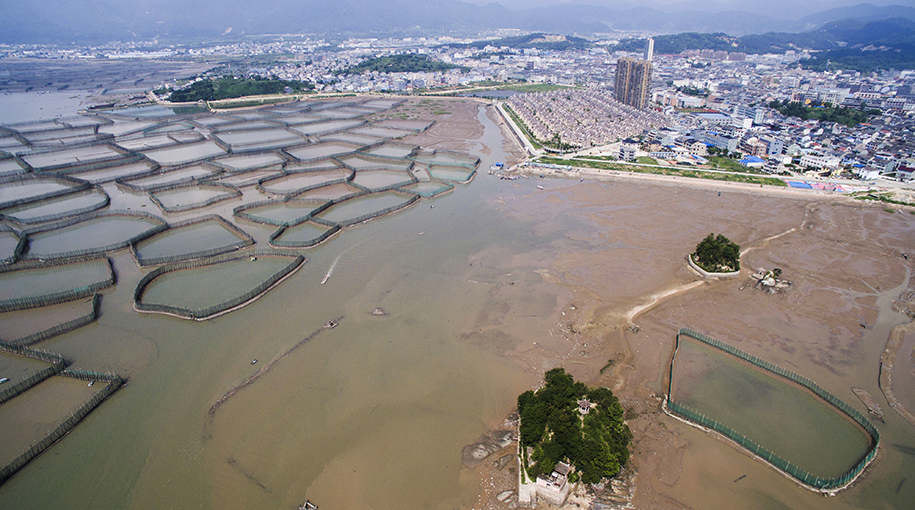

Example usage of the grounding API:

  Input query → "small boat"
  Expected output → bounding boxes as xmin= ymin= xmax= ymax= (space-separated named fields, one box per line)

xmin=0 ymin=377 xmax=9 ymax=384
xmin=537 ymin=185 xmax=544 ymax=190
xmin=321 ymin=274 xmax=330 ymax=285
xmin=418 ymin=232 xmax=424 ymax=236
xmin=88 ymin=381 xmax=94 ymax=387
xmin=299 ymin=501 xmax=318 ymax=510
xmin=324 ymin=320 xmax=338 ymax=329
xmin=251 ymin=359 xmax=258 ymax=365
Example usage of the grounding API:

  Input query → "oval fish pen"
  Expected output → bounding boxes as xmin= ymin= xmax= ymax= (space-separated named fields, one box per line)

xmin=269 ymin=222 xmax=340 ymax=249
xmin=0 ymin=188 xmax=110 ymax=225
xmin=134 ymin=251 xmax=305 ymax=321
xmin=257 ymin=167 xmax=353 ymax=196
xmin=399 ymin=180 xmax=454 ymax=199
xmin=149 ymin=182 xmax=242 ymax=213
xmin=117 ymin=165 xmax=223 ymax=193
xmin=234 ymin=198 xmax=330 ymax=228
xmin=0 ymin=174 xmax=91 ymax=210
xmin=0 ymin=256 xmax=115 ymax=312
xmin=21 ymin=211 xmax=167 ymax=260
xmin=665 ymin=328 xmax=880 ymax=494
xmin=311 ymin=190 xmax=419 ymax=228
xmin=0 ymin=225 xmax=24 ymax=265
xmin=131 ymin=215 xmax=254 ymax=266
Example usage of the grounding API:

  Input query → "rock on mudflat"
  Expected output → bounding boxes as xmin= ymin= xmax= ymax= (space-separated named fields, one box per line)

xmin=461 ymin=429 xmax=516 ymax=468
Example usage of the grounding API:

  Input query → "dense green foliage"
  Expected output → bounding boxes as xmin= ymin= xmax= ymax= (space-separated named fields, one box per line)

xmin=517 ymin=368 xmax=631 ymax=484
xmin=693 ymin=233 xmax=741 ymax=272
xmin=768 ymin=100 xmax=880 ymax=127
xmin=340 ymin=54 xmax=464 ymax=74
xmin=168 ymin=77 xmax=313 ymax=102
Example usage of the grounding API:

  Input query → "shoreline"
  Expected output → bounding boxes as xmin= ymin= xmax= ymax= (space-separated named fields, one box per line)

xmin=514 ymin=164 xmax=915 ymax=208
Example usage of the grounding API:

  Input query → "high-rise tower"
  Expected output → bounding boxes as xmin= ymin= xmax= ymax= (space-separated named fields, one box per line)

xmin=644 ymin=38 xmax=654 ymax=62
xmin=614 ymin=57 xmax=652 ymax=109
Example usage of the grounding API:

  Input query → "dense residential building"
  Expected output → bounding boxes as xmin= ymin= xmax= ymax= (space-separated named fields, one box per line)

xmin=614 ymin=58 xmax=652 ymax=109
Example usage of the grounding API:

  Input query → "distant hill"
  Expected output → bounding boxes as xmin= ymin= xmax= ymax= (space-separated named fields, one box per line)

xmin=443 ymin=33 xmax=593 ymax=51
xmin=4 ymin=0 xmax=915 ymax=45
xmin=610 ymin=17 xmax=915 ymax=54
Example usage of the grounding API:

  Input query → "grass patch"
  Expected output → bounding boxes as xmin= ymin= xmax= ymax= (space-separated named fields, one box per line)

xmin=851 ymin=191 xmax=915 ymax=208
xmin=494 ymin=83 xmax=578 ymax=93
xmin=636 ymin=156 xmax=658 ymax=165
xmin=706 ymin=156 xmax=746 ymax=172
xmin=540 ymin=157 xmax=787 ymax=186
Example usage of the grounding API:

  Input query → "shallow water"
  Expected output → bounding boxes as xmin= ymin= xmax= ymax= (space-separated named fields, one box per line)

xmin=25 ymin=215 xmax=163 ymax=258
xmin=238 ymin=201 xmax=327 ymax=226
xmin=338 ymin=155 xmax=412 ymax=171
xmin=290 ymin=120 xmax=364 ymax=136
xmin=362 ymin=144 xmax=417 ymax=159
xmin=0 ymin=190 xmax=108 ymax=223
xmin=0 ymin=231 xmax=21 ymax=260
xmin=3 ymin=100 xmax=912 ymax=510
xmin=0 ymin=180 xmax=79 ymax=207
xmin=286 ymin=142 xmax=360 ymax=162
xmin=207 ymin=170 xmax=283 ymax=188
xmin=0 ymin=376 xmax=101 ymax=465
xmin=212 ymin=153 xmax=285 ymax=172
xmin=429 ymin=166 xmax=475 ymax=183
xmin=139 ymin=257 xmax=294 ymax=312
xmin=315 ymin=191 xmax=413 ymax=224
xmin=260 ymin=169 xmax=351 ymax=194
xmin=69 ymin=162 xmax=156 ymax=184
xmin=0 ymin=258 xmax=112 ymax=301
xmin=122 ymin=166 xmax=218 ymax=189
xmin=401 ymin=181 xmax=453 ymax=197
xmin=151 ymin=186 xmax=238 ymax=211
xmin=21 ymin=145 xmax=123 ymax=170
xmin=671 ymin=337 xmax=871 ymax=478
xmin=270 ymin=221 xmax=333 ymax=246
xmin=134 ymin=221 xmax=249 ymax=264
xmin=214 ymin=128 xmax=302 ymax=147
xmin=140 ymin=141 xmax=227 ymax=166
xmin=351 ymin=170 xmax=414 ymax=191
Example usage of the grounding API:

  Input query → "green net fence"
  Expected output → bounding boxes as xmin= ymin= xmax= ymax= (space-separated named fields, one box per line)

xmin=1 ymin=294 xmax=101 ymax=348
xmin=666 ymin=328 xmax=879 ymax=492
xmin=20 ymin=211 xmax=168 ymax=261
xmin=0 ymin=256 xmax=116 ymax=312
xmin=0 ymin=186 xmax=111 ymax=226
xmin=0 ymin=371 xmax=123 ymax=485
xmin=134 ymin=250 xmax=305 ymax=320
xmin=131 ymin=214 xmax=255 ymax=266
xmin=148 ymin=182 xmax=242 ymax=213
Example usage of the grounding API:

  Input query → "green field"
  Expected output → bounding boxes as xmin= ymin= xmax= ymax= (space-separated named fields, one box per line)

xmin=538 ymin=157 xmax=787 ymax=186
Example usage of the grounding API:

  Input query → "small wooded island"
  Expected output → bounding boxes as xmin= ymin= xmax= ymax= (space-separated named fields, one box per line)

xmin=691 ymin=233 xmax=741 ymax=273
xmin=517 ymin=368 xmax=631 ymax=506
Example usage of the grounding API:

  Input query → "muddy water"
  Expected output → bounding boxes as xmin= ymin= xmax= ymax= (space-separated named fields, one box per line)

xmin=0 ymin=104 xmax=562 ymax=509
xmin=3 ymin=99 xmax=912 ymax=510
xmin=671 ymin=338 xmax=871 ymax=478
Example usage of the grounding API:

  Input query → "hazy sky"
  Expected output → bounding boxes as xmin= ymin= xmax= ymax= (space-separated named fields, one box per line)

xmin=461 ymin=0 xmax=911 ymax=10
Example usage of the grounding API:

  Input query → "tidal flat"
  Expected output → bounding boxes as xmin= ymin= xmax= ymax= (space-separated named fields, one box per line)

xmin=0 ymin=96 xmax=913 ymax=510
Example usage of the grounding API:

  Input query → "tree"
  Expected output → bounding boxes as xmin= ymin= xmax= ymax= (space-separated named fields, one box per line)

xmin=517 ymin=368 xmax=631 ymax=484
xmin=693 ymin=233 xmax=740 ymax=272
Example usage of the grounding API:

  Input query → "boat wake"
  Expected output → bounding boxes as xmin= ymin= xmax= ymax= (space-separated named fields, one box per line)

xmin=322 ymin=242 xmax=360 ymax=285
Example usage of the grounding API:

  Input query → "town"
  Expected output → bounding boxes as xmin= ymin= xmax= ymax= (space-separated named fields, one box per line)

xmin=4 ymin=31 xmax=914 ymax=187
